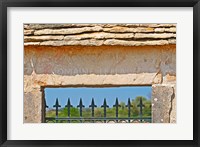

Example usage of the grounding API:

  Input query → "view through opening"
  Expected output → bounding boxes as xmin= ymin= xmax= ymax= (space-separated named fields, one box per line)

xmin=44 ymin=86 xmax=152 ymax=123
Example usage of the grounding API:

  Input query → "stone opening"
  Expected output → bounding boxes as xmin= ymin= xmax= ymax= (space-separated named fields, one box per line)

xmin=43 ymin=86 xmax=152 ymax=123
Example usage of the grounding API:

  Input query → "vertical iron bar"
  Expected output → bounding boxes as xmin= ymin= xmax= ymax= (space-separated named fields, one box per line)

xmin=89 ymin=98 xmax=97 ymax=123
xmin=113 ymin=98 xmax=121 ymax=123
xmin=77 ymin=98 xmax=85 ymax=123
xmin=137 ymin=97 xmax=145 ymax=122
xmin=53 ymin=98 xmax=61 ymax=123
xmin=65 ymin=98 xmax=73 ymax=123
xmin=126 ymin=98 xmax=133 ymax=123
xmin=101 ymin=98 xmax=109 ymax=123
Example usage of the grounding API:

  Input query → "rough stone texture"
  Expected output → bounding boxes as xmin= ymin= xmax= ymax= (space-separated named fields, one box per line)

xmin=103 ymin=27 xmax=154 ymax=33
xmin=24 ymin=42 xmax=40 ymax=46
xmin=64 ymin=32 xmax=134 ymax=40
xmin=134 ymin=33 xmax=176 ymax=39
xmin=40 ymin=39 xmax=176 ymax=46
xmin=24 ymin=24 xmax=176 ymax=46
xmin=24 ymin=45 xmax=176 ymax=123
xmin=40 ymin=40 xmax=104 ymax=46
xmin=24 ymin=73 xmax=157 ymax=91
xmin=155 ymin=27 xmax=176 ymax=33
xmin=24 ymin=89 xmax=43 ymax=123
xmin=25 ymin=24 xmax=176 ymax=30
xmin=104 ymin=39 xmax=170 ymax=46
xmin=152 ymin=84 xmax=176 ymax=123
xmin=24 ymin=36 xmax=64 ymax=42
xmin=24 ymin=45 xmax=176 ymax=76
xmin=168 ymin=39 xmax=176 ymax=44
xmin=34 ymin=26 xmax=103 ymax=35
xmin=152 ymin=72 xmax=163 ymax=84
xmin=24 ymin=29 xmax=34 ymax=35
xmin=170 ymin=85 xmax=176 ymax=123
xmin=139 ymin=24 xmax=176 ymax=28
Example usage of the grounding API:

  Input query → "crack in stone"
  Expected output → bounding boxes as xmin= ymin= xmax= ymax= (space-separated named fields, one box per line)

xmin=153 ymin=69 xmax=163 ymax=84
xmin=168 ymin=86 xmax=175 ymax=123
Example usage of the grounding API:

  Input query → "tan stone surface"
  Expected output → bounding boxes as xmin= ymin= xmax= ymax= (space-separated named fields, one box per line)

xmin=24 ymin=29 xmax=34 ymax=35
xmin=24 ymin=45 xmax=176 ymax=76
xmin=153 ymin=72 xmax=163 ymax=84
xmin=40 ymin=40 xmax=104 ymax=46
xmin=34 ymin=26 xmax=103 ymax=35
xmin=152 ymin=84 xmax=176 ymax=123
xmin=64 ymin=32 xmax=134 ymax=40
xmin=24 ymin=36 xmax=64 ymax=42
xmin=104 ymin=39 xmax=170 ymax=46
xmin=163 ymin=74 xmax=176 ymax=84
xmin=24 ymin=24 xmax=176 ymax=46
xmin=24 ymin=42 xmax=40 ymax=46
xmin=155 ymin=27 xmax=176 ymax=33
xmin=39 ymin=39 xmax=176 ymax=46
xmin=24 ymin=89 xmax=43 ymax=123
xmin=134 ymin=33 xmax=176 ymax=39
xmin=103 ymin=27 xmax=154 ymax=33
xmin=25 ymin=24 xmax=176 ymax=30
xmin=24 ymin=44 xmax=176 ymax=123
xmin=139 ymin=24 xmax=176 ymax=28
xmin=168 ymin=39 xmax=176 ymax=44
xmin=24 ymin=73 xmax=157 ymax=93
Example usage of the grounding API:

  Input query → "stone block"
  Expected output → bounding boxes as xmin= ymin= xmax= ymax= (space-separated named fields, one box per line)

xmin=24 ymin=36 xmax=64 ymax=42
xmin=135 ymin=33 xmax=176 ymax=39
xmin=152 ymin=84 xmax=176 ymax=123
xmin=34 ymin=26 xmax=103 ymax=35
xmin=64 ymin=32 xmax=134 ymax=40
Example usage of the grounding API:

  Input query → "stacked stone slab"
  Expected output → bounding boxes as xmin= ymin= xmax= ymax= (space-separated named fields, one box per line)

xmin=24 ymin=24 xmax=176 ymax=46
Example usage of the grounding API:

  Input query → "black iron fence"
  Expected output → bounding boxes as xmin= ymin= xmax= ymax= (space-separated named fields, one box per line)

xmin=44 ymin=97 xmax=151 ymax=123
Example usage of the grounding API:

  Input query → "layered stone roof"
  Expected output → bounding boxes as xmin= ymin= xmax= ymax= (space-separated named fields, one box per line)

xmin=24 ymin=24 xmax=176 ymax=46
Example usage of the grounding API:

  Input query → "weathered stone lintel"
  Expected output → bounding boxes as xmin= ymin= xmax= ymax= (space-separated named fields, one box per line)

xmin=24 ymin=73 xmax=157 ymax=93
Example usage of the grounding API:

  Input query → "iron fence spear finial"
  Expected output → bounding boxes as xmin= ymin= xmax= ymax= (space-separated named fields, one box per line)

xmin=101 ymin=98 xmax=109 ymax=123
xmin=65 ymin=98 xmax=73 ymax=123
xmin=77 ymin=98 xmax=85 ymax=123
xmin=53 ymin=98 xmax=61 ymax=123
xmin=113 ymin=98 xmax=121 ymax=123
xmin=89 ymin=98 xmax=97 ymax=123
xmin=137 ymin=97 xmax=145 ymax=122
xmin=126 ymin=98 xmax=133 ymax=123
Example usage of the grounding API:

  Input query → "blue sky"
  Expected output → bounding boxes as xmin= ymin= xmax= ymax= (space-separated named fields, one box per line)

xmin=45 ymin=86 xmax=151 ymax=108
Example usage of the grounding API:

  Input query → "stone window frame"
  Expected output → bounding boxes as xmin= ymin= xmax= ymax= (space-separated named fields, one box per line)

xmin=41 ymin=84 xmax=153 ymax=123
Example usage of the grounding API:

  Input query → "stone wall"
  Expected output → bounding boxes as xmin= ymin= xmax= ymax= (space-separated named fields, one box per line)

xmin=24 ymin=24 xmax=176 ymax=123
xmin=24 ymin=24 xmax=176 ymax=46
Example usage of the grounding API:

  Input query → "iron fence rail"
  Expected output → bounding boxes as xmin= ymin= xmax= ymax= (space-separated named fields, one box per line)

xmin=44 ymin=97 xmax=151 ymax=123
